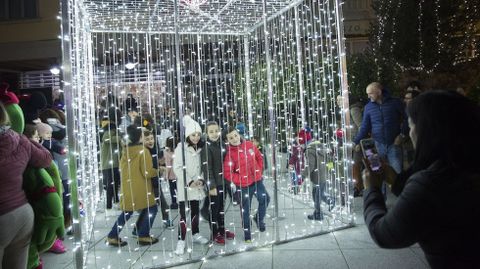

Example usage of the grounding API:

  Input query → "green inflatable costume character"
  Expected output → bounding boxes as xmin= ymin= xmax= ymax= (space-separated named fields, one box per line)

xmin=0 ymin=83 xmax=65 ymax=269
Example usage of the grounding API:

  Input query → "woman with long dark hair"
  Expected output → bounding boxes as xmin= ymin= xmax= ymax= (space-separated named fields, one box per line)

xmin=363 ymin=90 xmax=480 ymax=268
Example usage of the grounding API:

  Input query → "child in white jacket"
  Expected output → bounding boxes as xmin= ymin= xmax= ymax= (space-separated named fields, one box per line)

xmin=173 ymin=115 xmax=208 ymax=255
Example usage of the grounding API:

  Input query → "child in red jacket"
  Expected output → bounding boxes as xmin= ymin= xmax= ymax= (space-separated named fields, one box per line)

xmin=223 ymin=127 xmax=270 ymax=242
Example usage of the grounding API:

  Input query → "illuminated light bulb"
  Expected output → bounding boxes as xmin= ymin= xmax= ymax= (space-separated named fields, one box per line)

xmin=125 ymin=62 xmax=137 ymax=69
xmin=50 ymin=67 xmax=61 ymax=75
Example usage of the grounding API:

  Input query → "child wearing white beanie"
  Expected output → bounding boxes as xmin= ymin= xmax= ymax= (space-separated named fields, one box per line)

xmin=173 ymin=115 xmax=209 ymax=255
xmin=183 ymin=115 xmax=202 ymax=138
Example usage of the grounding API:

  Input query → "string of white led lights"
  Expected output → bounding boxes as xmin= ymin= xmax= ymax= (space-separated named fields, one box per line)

xmin=61 ymin=0 xmax=353 ymax=267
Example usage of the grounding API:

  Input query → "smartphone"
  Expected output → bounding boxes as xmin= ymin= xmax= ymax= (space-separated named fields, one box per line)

xmin=360 ymin=138 xmax=382 ymax=172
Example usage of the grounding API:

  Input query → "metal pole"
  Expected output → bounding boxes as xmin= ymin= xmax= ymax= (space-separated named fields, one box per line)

xmin=174 ymin=0 xmax=191 ymax=257
xmin=197 ymin=35 xmax=205 ymax=123
xmin=262 ymin=0 xmax=280 ymax=242
xmin=60 ymin=0 xmax=83 ymax=267
xmin=294 ymin=5 xmax=306 ymax=128
xmin=333 ymin=0 xmax=354 ymax=224
xmin=243 ymin=36 xmax=254 ymax=139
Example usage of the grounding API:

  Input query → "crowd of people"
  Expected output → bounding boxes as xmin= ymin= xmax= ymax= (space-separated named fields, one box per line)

xmin=2 ymin=79 xmax=479 ymax=268
xmin=98 ymin=94 xmax=272 ymax=255
xmin=0 ymin=85 xmax=68 ymax=269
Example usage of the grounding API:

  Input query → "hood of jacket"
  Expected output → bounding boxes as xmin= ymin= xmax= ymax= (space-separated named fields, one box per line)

xmin=305 ymin=140 xmax=329 ymax=155
xmin=0 ymin=129 xmax=20 ymax=157
xmin=123 ymin=144 xmax=145 ymax=160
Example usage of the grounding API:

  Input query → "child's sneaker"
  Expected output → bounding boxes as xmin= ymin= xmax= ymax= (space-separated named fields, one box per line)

xmin=138 ymin=236 xmax=159 ymax=246
xmin=253 ymin=214 xmax=266 ymax=232
xmin=224 ymin=230 xmax=235 ymax=240
xmin=307 ymin=214 xmax=324 ymax=221
xmin=106 ymin=237 xmax=127 ymax=247
xmin=175 ymin=240 xmax=185 ymax=255
xmin=48 ymin=239 xmax=67 ymax=254
xmin=213 ymin=233 xmax=225 ymax=245
xmin=244 ymin=231 xmax=252 ymax=243
xmin=192 ymin=233 xmax=209 ymax=244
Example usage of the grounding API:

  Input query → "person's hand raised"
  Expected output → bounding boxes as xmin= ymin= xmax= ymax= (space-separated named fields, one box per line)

xmin=362 ymin=158 xmax=397 ymax=189
xmin=362 ymin=157 xmax=384 ymax=189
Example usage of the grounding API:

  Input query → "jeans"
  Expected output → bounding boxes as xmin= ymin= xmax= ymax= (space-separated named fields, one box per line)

xmin=375 ymin=142 xmax=403 ymax=173
xmin=375 ymin=142 xmax=403 ymax=198
xmin=108 ymin=205 xmax=158 ymax=238
xmin=312 ymin=182 xmax=334 ymax=218
xmin=238 ymin=180 xmax=270 ymax=240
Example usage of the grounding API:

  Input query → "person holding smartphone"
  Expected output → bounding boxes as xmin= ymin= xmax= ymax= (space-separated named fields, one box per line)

xmin=353 ymin=82 xmax=408 ymax=199
xmin=362 ymin=90 xmax=480 ymax=268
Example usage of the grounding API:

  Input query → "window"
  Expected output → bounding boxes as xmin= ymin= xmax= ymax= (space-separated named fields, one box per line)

xmin=0 ymin=0 xmax=38 ymax=21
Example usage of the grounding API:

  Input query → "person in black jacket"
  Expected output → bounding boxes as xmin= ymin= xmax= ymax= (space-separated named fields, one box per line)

xmin=201 ymin=121 xmax=235 ymax=245
xmin=363 ymin=90 xmax=480 ymax=269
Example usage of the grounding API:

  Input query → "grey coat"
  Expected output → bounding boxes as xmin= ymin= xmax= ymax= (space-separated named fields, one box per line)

xmin=301 ymin=141 xmax=329 ymax=185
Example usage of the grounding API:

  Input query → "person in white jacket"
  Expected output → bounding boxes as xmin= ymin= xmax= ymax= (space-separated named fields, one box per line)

xmin=173 ymin=115 xmax=209 ymax=255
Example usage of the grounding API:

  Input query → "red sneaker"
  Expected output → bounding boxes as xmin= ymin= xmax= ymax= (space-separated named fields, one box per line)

xmin=49 ymin=239 xmax=67 ymax=254
xmin=213 ymin=233 xmax=225 ymax=245
xmin=224 ymin=230 xmax=235 ymax=240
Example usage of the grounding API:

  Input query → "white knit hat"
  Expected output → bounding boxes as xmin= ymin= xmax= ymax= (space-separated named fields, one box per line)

xmin=36 ymin=122 xmax=52 ymax=137
xmin=183 ymin=115 xmax=202 ymax=138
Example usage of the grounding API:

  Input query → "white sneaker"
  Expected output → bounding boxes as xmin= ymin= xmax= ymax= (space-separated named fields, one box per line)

xmin=175 ymin=240 xmax=185 ymax=255
xmin=192 ymin=233 xmax=209 ymax=244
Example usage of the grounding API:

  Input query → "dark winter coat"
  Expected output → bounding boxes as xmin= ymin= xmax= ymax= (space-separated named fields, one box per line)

xmin=201 ymin=139 xmax=225 ymax=190
xmin=223 ymin=140 xmax=263 ymax=188
xmin=0 ymin=129 xmax=52 ymax=215
xmin=100 ymin=125 xmax=122 ymax=170
xmin=42 ymin=139 xmax=66 ymax=156
xmin=364 ymin=161 xmax=480 ymax=268
xmin=52 ymin=139 xmax=69 ymax=181
xmin=148 ymin=145 xmax=161 ymax=198
xmin=354 ymin=91 xmax=407 ymax=145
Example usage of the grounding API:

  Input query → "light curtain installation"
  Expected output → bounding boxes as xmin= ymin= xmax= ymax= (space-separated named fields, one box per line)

xmin=61 ymin=0 xmax=353 ymax=267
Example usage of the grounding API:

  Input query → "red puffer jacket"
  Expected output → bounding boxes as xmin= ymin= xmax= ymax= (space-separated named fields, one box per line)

xmin=0 ymin=129 xmax=52 ymax=215
xmin=223 ymin=140 xmax=263 ymax=188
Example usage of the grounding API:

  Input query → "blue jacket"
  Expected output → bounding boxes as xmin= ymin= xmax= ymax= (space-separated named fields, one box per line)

xmin=354 ymin=91 xmax=408 ymax=146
